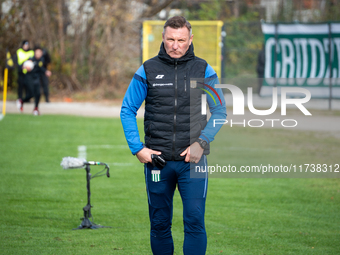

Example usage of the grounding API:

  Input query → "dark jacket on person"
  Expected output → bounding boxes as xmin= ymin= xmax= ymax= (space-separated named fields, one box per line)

xmin=26 ymin=56 xmax=46 ymax=86
xmin=42 ymin=49 xmax=51 ymax=69
xmin=256 ymin=46 xmax=265 ymax=78
xmin=143 ymin=43 xmax=209 ymax=161
xmin=120 ymin=43 xmax=227 ymax=161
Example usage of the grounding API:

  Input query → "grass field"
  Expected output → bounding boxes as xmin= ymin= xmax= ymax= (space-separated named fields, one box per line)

xmin=0 ymin=114 xmax=339 ymax=254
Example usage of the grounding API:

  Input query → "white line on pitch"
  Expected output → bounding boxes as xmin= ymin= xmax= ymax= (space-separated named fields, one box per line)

xmin=78 ymin=145 xmax=87 ymax=160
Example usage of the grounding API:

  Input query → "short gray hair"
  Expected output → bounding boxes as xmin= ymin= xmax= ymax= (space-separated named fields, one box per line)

xmin=163 ymin=16 xmax=192 ymax=36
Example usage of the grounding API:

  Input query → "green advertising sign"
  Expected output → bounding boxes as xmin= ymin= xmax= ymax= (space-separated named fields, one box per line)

xmin=261 ymin=22 xmax=340 ymax=98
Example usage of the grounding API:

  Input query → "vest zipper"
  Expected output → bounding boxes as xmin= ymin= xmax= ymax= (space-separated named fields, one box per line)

xmin=172 ymin=60 xmax=178 ymax=160
xmin=184 ymin=74 xmax=187 ymax=92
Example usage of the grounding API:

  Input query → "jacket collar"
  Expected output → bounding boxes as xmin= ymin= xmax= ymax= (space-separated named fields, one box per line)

xmin=158 ymin=42 xmax=195 ymax=65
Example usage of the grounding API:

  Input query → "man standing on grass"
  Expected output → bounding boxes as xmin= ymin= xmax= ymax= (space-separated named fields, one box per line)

xmin=120 ymin=16 xmax=226 ymax=255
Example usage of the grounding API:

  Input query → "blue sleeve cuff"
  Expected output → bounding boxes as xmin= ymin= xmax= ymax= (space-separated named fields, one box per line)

xmin=199 ymin=134 xmax=210 ymax=143
xmin=133 ymin=144 xmax=145 ymax=156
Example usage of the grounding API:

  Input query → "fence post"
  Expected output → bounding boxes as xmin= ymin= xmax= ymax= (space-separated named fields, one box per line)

xmin=274 ymin=22 xmax=278 ymax=88
xmin=328 ymin=22 xmax=332 ymax=110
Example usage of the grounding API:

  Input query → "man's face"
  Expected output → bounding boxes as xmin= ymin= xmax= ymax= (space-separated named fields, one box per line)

xmin=162 ymin=26 xmax=193 ymax=59
xmin=23 ymin=43 xmax=29 ymax=51
xmin=35 ymin=49 xmax=43 ymax=59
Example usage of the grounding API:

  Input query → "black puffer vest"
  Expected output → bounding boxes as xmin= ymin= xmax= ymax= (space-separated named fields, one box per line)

xmin=143 ymin=43 xmax=209 ymax=161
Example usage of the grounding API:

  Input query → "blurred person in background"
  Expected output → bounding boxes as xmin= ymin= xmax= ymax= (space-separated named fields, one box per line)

xmin=40 ymin=48 xmax=51 ymax=102
xmin=14 ymin=40 xmax=34 ymax=110
xmin=256 ymin=44 xmax=265 ymax=94
xmin=18 ymin=45 xmax=52 ymax=115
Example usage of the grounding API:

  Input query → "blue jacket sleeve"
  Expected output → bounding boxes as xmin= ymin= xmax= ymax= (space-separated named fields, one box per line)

xmin=199 ymin=64 xmax=227 ymax=143
xmin=120 ymin=65 xmax=148 ymax=155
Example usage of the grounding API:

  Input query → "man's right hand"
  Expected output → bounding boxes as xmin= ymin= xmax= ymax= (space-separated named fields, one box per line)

xmin=136 ymin=147 xmax=161 ymax=164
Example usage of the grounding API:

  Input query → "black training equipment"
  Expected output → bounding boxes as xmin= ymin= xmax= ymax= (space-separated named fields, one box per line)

xmin=151 ymin=154 xmax=167 ymax=169
xmin=60 ymin=157 xmax=110 ymax=230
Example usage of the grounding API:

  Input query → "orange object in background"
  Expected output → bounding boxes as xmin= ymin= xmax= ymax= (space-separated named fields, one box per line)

xmin=64 ymin=97 xmax=73 ymax=102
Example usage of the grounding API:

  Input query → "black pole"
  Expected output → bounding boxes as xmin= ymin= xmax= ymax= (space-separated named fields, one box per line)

xmin=140 ymin=23 xmax=143 ymax=65
xmin=84 ymin=164 xmax=92 ymax=224
xmin=86 ymin=164 xmax=91 ymax=217
xmin=73 ymin=165 xmax=110 ymax=230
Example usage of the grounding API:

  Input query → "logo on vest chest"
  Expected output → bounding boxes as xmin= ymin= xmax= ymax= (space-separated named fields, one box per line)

xmin=155 ymin=74 xmax=164 ymax=79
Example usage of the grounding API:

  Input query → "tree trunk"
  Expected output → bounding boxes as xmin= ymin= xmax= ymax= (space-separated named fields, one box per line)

xmin=234 ymin=0 xmax=239 ymax=18
xmin=23 ymin=1 xmax=37 ymax=41
xmin=58 ymin=0 xmax=65 ymax=66
xmin=40 ymin=0 xmax=54 ymax=50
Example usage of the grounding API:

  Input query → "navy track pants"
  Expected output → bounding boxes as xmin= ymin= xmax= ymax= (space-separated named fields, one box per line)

xmin=144 ymin=156 xmax=208 ymax=255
